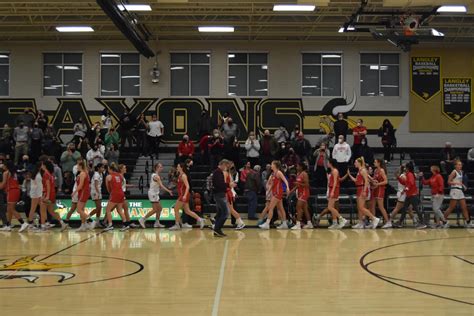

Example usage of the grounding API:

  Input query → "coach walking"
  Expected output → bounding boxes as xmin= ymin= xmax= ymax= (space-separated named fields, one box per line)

xmin=212 ymin=159 xmax=231 ymax=237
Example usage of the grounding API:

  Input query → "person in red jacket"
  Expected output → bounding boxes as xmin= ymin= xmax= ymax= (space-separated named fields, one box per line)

xmin=396 ymin=162 xmax=426 ymax=229
xmin=177 ymin=134 xmax=195 ymax=163
xmin=419 ymin=165 xmax=446 ymax=227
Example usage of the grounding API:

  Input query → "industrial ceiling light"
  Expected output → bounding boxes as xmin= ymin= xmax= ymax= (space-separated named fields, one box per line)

xmin=431 ymin=28 xmax=445 ymax=37
xmin=117 ymin=4 xmax=152 ymax=11
xmin=273 ymin=4 xmax=316 ymax=12
xmin=56 ymin=26 xmax=94 ymax=32
xmin=198 ymin=26 xmax=234 ymax=32
xmin=436 ymin=5 xmax=467 ymax=13
xmin=338 ymin=26 xmax=355 ymax=33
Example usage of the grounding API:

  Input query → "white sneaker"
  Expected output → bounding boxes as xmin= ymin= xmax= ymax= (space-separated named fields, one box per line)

xmin=291 ymin=223 xmax=301 ymax=230
xmin=103 ymin=225 xmax=114 ymax=232
xmin=0 ymin=225 xmax=12 ymax=232
xmin=139 ymin=218 xmax=146 ymax=229
xmin=76 ymin=224 xmax=88 ymax=232
xmin=199 ymin=218 xmax=206 ymax=230
xmin=182 ymin=223 xmax=193 ymax=229
xmin=277 ymin=222 xmax=288 ymax=230
xmin=443 ymin=222 xmax=450 ymax=229
xmin=337 ymin=218 xmax=347 ymax=229
xmin=169 ymin=224 xmax=181 ymax=231
xmin=45 ymin=222 xmax=55 ymax=229
xmin=303 ymin=222 xmax=314 ymax=229
xmin=382 ymin=221 xmax=392 ymax=229
xmin=88 ymin=221 xmax=97 ymax=230
xmin=120 ymin=225 xmax=130 ymax=232
xmin=328 ymin=223 xmax=340 ymax=229
xmin=19 ymin=222 xmax=29 ymax=233
xmin=259 ymin=222 xmax=270 ymax=230
xmin=352 ymin=222 xmax=364 ymax=229
xmin=60 ymin=223 xmax=70 ymax=232
xmin=153 ymin=221 xmax=165 ymax=228
xmin=129 ymin=223 xmax=140 ymax=229
xmin=467 ymin=222 xmax=474 ymax=228
xmin=235 ymin=222 xmax=246 ymax=230
xmin=371 ymin=217 xmax=381 ymax=229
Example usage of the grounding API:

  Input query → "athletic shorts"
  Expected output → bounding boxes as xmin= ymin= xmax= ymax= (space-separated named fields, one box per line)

xmin=327 ymin=187 xmax=340 ymax=200
xmin=356 ymin=186 xmax=370 ymax=200
xmin=148 ymin=191 xmax=160 ymax=203
xmin=91 ymin=192 xmax=102 ymax=201
xmin=450 ymin=189 xmax=465 ymax=200
xmin=297 ymin=190 xmax=309 ymax=202
xmin=109 ymin=192 xmax=125 ymax=204
xmin=78 ymin=190 xmax=90 ymax=203
xmin=7 ymin=189 xmax=20 ymax=203
xmin=396 ymin=192 xmax=406 ymax=203
xmin=178 ymin=192 xmax=190 ymax=203
xmin=372 ymin=186 xmax=385 ymax=200
xmin=71 ymin=191 xmax=78 ymax=203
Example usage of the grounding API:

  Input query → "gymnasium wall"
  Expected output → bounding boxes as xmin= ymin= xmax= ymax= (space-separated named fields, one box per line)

xmin=1 ymin=40 xmax=473 ymax=147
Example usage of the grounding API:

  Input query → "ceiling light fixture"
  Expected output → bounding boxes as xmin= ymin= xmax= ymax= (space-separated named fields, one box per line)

xmin=338 ymin=26 xmax=355 ymax=33
xmin=198 ymin=26 xmax=235 ymax=32
xmin=117 ymin=4 xmax=152 ymax=11
xmin=273 ymin=4 xmax=316 ymax=12
xmin=56 ymin=26 xmax=94 ymax=32
xmin=436 ymin=5 xmax=467 ymax=13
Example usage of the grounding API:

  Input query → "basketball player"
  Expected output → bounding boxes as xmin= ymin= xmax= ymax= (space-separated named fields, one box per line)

xmin=139 ymin=163 xmax=173 ymax=229
xmin=19 ymin=162 xmax=43 ymax=232
xmin=259 ymin=160 xmax=290 ymax=230
xmin=323 ymin=158 xmax=347 ymax=229
xmin=103 ymin=163 xmax=129 ymax=231
xmin=370 ymin=159 xmax=390 ymax=228
xmin=86 ymin=163 xmax=105 ymax=229
xmin=419 ymin=165 xmax=446 ymax=227
xmin=39 ymin=160 xmax=67 ymax=231
xmin=169 ymin=163 xmax=206 ymax=230
xmin=73 ymin=160 xmax=91 ymax=232
xmin=0 ymin=161 xmax=26 ymax=231
xmin=225 ymin=161 xmax=245 ymax=230
xmin=62 ymin=158 xmax=83 ymax=231
xmin=443 ymin=160 xmax=473 ymax=228
xmin=290 ymin=162 xmax=313 ymax=230
xmin=347 ymin=157 xmax=380 ymax=229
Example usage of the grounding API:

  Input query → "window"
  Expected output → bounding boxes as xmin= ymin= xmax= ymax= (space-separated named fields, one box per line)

xmin=0 ymin=53 xmax=9 ymax=96
xmin=360 ymin=53 xmax=399 ymax=96
xmin=228 ymin=52 xmax=268 ymax=96
xmin=100 ymin=53 xmax=140 ymax=96
xmin=43 ymin=53 xmax=82 ymax=96
xmin=301 ymin=53 xmax=342 ymax=97
xmin=170 ymin=52 xmax=210 ymax=96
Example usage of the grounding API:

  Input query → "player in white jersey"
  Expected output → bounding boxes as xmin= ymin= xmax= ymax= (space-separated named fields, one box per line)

xmin=86 ymin=163 xmax=105 ymax=229
xmin=19 ymin=162 xmax=43 ymax=232
xmin=385 ymin=164 xmax=416 ymax=228
xmin=61 ymin=158 xmax=83 ymax=231
xmin=139 ymin=163 xmax=173 ymax=228
xmin=443 ymin=160 xmax=473 ymax=228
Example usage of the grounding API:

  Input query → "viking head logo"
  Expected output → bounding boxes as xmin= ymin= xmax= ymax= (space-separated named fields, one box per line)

xmin=319 ymin=91 xmax=357 ymax=134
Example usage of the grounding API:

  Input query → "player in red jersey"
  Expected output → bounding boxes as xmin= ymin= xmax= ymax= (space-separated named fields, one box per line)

xmin=290 ymin=162 xmax=313 ymax=230
xmin=323 ymin=158 xmax=348 ymax=229
xmin=39 ymin=160 xmax=67 ymax=231
xmin=169 ymin=163 xmax=206 ymax=230
xmin=0 ymin=161 xmax=26 ymax=231
xmin=347 ymin=157 xmax=380 ymax=229
xmin=72 ymin=160 xmax=91 ymax=232
xmin=224 ymin=161 xmax=245 ymax=230
xmin=103 ymin=163 xmax=128 ymax=231
xmin=370 ymin=159 xmax=390 ymax=228
xmin=259 ymin=160 xmax=289 ymax=230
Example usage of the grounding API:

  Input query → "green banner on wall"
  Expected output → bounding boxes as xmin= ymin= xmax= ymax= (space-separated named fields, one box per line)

xmin=55 ymin=199 xmax=181 ymax=221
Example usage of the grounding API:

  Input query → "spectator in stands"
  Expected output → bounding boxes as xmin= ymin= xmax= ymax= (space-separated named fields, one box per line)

xmin=30 ymin=122 xmax=43 ymax=159
xmin=468 ymin=147 xmax=474 ymax=171
xmin=197 ymin=110 xmax=211 ymax=139
xmin=42 ymin=123 xmax=56 ymax=157
xmin=50 ymin=157 xmax=63 ymax=193
xmin=18 ymin=155 xmax=33 ymax=176
xmin=244 ymin=132 xmax=260 ymax=167
xmin=224 ymin=137 xmax=241 ymax=168
xmin=77 ymin=137 xmax=90 ymax=159
xmin=35 ymin=110 xmax=48 ymax=131
xmin=313 ymin=142 xmax=329 ymax=187
xmin=73 ymin=118 xmax=87 ymax=146
xmin=440 ymin=142 xmax=457 ymax=174
xmin=87 ymin=143 xmax=104 ymax=168
xmin=282 ymin=147 xmax=299 ymax=169
xmin=277 ymin=141 xmax=289 ymax=161
xmin=274 ymin=123 xmax=289 ymax=143
xmin=177 ymin=134 xmax=195 ymax=163
xmin=221 ymin=117 xmax=239 ymax=144
xmin=13 ymin=120 xmax=30 ymax=165
xmin=293 ymin=132 xmax=311 ymax=163
xmin=104 ymin=127 xmax=120 ymax=149
xmin=62 ymin=171 xmax=74 ymax=195
xmin=16 ymin=108 xmax=34 ymax=127
xmin=0 ymin=124 xmax=12 ymax=156
xmin=332 ymin=135 xmax=351 ymax=175
xmin=135 ymin=113 xmax=148 ymax=156
xmin=198 ymin=134 xmax=211 ymax=164
xmin=315 ymin=131 xmax=335 ymax=148
xmin=357 ymin=138 xmax=374 ymax=166
xmin=260 ymin=129 xmax=278 ymax=165
xmin=208 ymin=129 xmax=224 ymax=169
xmin=245 ymin=165 xmax=261 ymax=220
xmin=379 ymin=119 xmax=396 ymax=163
xmin=290 ymin=124 xmax=301 ymax=141
xmin=239 ymin=161 xmax=252 ymax=192
xmin=120 ymin=109 xmax=135 ymax=148
xmin=333 ymin=113 xmax=348 ymax=140
xmin=105 ymin=143 xmax=119 ymax=166
xmin=146 ymin=114 xmax=164 ymax=159
xmin=261 ymin=164 xmax=272 ymax=189
xmin=60 ymin=143 xmax=81 ymax=173
xmin=97 ymin=138 xmax=106 ymax=156
xmin=351 ymin=119 xmax=367 ymax=157
xmin=88 ymin=122 xmax=102 ymax=145
xmin=100 ymin=109 xmax=112 ymax=139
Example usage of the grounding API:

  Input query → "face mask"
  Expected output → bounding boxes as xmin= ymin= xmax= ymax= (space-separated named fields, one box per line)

xmin=282 ymin=145 xmax=286 ymax=149
xmin=214 ymin=133 xmax=219 ymax=137
xmin=250 ymin=136 xmax=255 ymax=140
xmin=361 ymin=142 xmax=366 ymax=146
xmin=357 ymin=122 xmax=361 ymax=126
xmin=338 ymin=139 xmax=343 ymax=143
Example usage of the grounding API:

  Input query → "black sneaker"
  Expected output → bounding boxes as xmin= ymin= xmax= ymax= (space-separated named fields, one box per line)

xmin=213 ymin=230 xmax=226 ymax=237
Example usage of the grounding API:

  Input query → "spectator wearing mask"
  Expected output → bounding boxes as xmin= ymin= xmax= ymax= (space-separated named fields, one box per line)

xmin=198 ymin=133 xmax=211 ymax=164
xmin=87 ymin=143 xmax=104 ymax=168
xmin=100 ymin=109 xmax=112 ymax=139
xmin=73 ymin=118 xmax=87 ymax=146
xmin=315 ymin=132 xmax=335 ymax=148
xmin=16 ymin=108 xmax=35 ymax=128
xmin=440 ymin=142 xmax=457 ymax=174
xmin=120 ymin=110 xmax=135 ymax=148
xmin=197 ymin=110 xmax=211 ymax=139
xmin=77 ymin=137 xmax=90 ymax=159
xmin=313 ymin=143 xmax=329 ymax=188
xmin=60 ymin=143 xmax=81 ymax=173
xmin=260 ymin=129 xmax=278 ymax=165
xmin=292 ymin=132 xmax=312 ymax=163
xmin=290 ymin=124 xmax=301 ymax=141
xmin=18 ymin=155 xmax=34 ymax=175
xmin=379 ymin=119 xmax=396 ymax=163
xmin=467 ymin=147 xmax=474 ymax=171
xmin=332 ymin=135 xmax=351 ymax=175
xmin=104 ymin=127 xmax=120 ymax=149
xmin=224 ymin=137 xmax=241 ymax=168
xmin=357 ymin=138 xmax=374 ymax=166
xmin=239 ymin=161 xmax=252 ymax=192
xmin=244 ymin=132 xmax=261 ymax=167
xmin=30 ymin=122 xmax=43 ymax=159
xmin=105 ymin=143 xmax=119 ymax=166
xmin=274 ymin=123 xmax=289 ymax=143
xmin=146 ymin=114 xmax=164 ymax=158
xmin=245 ymin=165 xmax=261 ymax=220
xmin=88 ymin=122 xmax=102 ymax=145
xmin=333 ymin=113 xmax=348 ymax=140
xmin=352 ymin=119 xmax=367 ymax=156
xmin=277 ymin=141 xmax=289 ymax=161
xmin=35 ymin=110 xmax=48 ymax=131
xmin=208 ymin=129 xmax=224 ymax=169
xmin=221 ymin=117 xmax=239 ymax=144
xmin=135 ymin=113 xmax=148 ymax=155
xmin=13 ymin=120 xmax=30 ymax=165
xmin=42 ymin=124 xmax=57 ymax=157
xmin=282 ymin=147 xmax=300 ymax=169
xmin=177 ymin=134 xmax=195 ymax=163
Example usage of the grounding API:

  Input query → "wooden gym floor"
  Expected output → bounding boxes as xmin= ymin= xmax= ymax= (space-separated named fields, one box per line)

xmin=0 ymin=227 xmax=473 ymax=315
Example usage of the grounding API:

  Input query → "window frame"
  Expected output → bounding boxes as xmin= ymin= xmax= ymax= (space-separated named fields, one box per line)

xmin=0 ymin=51 xmax=10 ymax=97
xmin=169 ymin=50 xmax=211 ymax=97
xmin=42 ymin=51 xmax=84 ymax=97
xmin=359 ymin=51 xmax=400 ymax=97
xmin=300 ymin=51 xmax=343 ymax=98
xmin=227 ymin=51 xmax=269 ymax=97
xmin=99 ymin=51 xmax=141 ymax=97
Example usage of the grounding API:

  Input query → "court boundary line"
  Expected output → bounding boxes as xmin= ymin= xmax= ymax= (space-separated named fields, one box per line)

xmin=212 ymin=240 xmax=229 ymax=316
